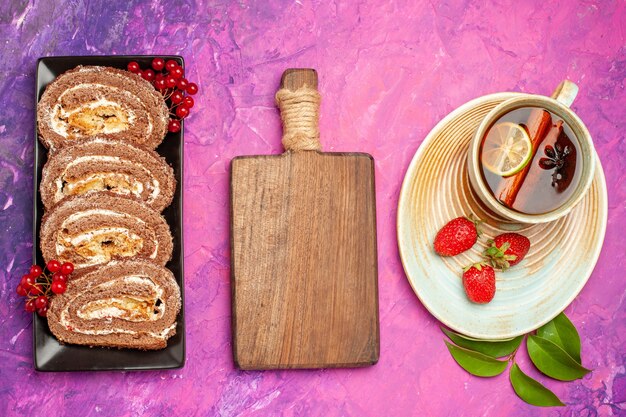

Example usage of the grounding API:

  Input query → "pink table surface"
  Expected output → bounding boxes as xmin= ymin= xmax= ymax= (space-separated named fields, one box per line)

xmin=1 ymin=1 xmax=624 ymax=416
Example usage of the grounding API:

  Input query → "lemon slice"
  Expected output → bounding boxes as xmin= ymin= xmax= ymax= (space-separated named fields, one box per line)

xmin=481 ymin=122 xmax=532 ymax=177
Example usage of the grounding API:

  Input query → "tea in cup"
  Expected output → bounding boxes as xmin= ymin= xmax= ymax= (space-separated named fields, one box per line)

xmin=467 ymin=81 xmax=596 ymax=224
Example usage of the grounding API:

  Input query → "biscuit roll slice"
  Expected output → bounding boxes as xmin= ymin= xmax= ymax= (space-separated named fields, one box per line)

xmin=47 ymin=260 xmax=181 ymax=350
xmin=40 ymin=139 xmax=176 ymax=211
xmin=37 ymin=65 xmax=169 ymax=151
xmin=40 ymin=193 xmax=173 ymax=271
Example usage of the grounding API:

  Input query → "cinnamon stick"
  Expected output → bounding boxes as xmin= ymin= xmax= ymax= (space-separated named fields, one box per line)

xmin=496 ymin=109 xmax=552 ymax=207
xmin=512 ymin=121 xmax=563 ymax=207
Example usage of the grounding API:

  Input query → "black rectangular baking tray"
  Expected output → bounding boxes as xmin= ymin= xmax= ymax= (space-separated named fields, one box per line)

xmin=33 ymin=55 xmax=185 ymax=371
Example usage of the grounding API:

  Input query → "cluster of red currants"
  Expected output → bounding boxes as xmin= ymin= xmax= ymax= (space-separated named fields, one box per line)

xmin=16 ymin=260 xmax=74 ymax=317
xmin=127 ymin=58 xmax=198 ymax=133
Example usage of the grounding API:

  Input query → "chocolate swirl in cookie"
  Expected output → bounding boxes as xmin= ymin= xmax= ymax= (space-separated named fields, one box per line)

xmin=47 ymin=260 xmax=181 ymax=350
xmin=37 ymin=66 xmax=169 ymax=151
xmin=40 ymin=139 xmax=176 ymax=212
xmin=40 ymin=193 xmax=173 ymax=271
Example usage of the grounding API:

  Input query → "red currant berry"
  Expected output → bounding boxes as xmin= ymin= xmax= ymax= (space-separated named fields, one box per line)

xmin=155 ymin=72 xmax=165 ymax=81
xmin=29 ymin=265 xmax=43 ymax=277
xmin=25 ymin=299 xmax=37 ymax=313
xmin=142 ymin=69 xmax=156 ymax=82
xmin=176 ymin=78 xmax=189 ymax=91
xmin=52 ymin=272 xmax=68 ymax=283
xmin=151 ymin=57 xmax=165 ymax=71
xmin=127 ymin=61 xmax=141 ymax=73
xmin=16 ymin=284 xmax=28 ymax=297
xmin=60 ymin=262 xmax=74 ymax=276
xmin=186 ymin=83 xmax=198 ymax=95
xmin=47 ymin=260 xmax=61 ymax=273
xmin=51 ymin=281 xmax=67 ymax=294
xmin=35 ymin=296 xmax=48 ymax=310
xmin=165 ymin=60 xmax=178 ymax=71
xmin=20 ymin=274 xmax=35 ymax=290
xmin=168 ymin=119 xmax=181 ymax=133
xmin=29 ymin=284 xmax=44 ymax=296
xmin=165 ymin=75 xmax=177 ymax=88
xmin=170 ymin=66 xmax=184 ymax=79
xmin=154 ymin=79 xmax=167 ymax=91
xmin=170 ymin=91 xmax=184 ymax=104
xmin=182 ymin=96 xmax=194 ymax=108
xmin=37 ymin=306 xmax=48 ymax=317
xmin=176 ymin=106 xmax=189 ymax=119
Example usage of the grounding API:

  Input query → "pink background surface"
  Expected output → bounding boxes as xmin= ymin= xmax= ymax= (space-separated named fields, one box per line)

xmin=1 ymin=1 xmax=625 ymax=416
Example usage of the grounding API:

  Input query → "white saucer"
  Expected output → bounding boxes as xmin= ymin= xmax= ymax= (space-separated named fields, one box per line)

xmin=397 ymin=93 xmax=607 ymax=339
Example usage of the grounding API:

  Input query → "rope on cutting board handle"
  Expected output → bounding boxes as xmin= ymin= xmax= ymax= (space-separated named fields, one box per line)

xmin=275 ymin=86 xmax=322 ymax=151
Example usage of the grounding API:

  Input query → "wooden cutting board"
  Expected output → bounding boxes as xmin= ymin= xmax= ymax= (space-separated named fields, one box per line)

xmin=230 ymin=69 xmax=380 ymax=369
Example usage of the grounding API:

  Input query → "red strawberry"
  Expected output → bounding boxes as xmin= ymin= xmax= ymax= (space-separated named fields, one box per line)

xmin=433 ymin=216 xmax=479 ymax=256
xmin=484 ymin=233 xmax=530 ymax=270
xmin=462 ymin=263 xmax=496 ymax=304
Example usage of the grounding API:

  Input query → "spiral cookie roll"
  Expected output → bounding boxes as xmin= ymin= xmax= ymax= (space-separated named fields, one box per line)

xmin=47 ymin=260 xmax=181 ymax=350
xmin=37 ymin=66 xmax=169 ymax=151
xmin=40 ymin=139 xmax=176 ymax=212
xmin=40 ymin=193 xmax=173 ymax=271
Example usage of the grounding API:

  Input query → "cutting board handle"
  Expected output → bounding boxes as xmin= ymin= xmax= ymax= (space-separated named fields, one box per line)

xmin=276 ymin=68 xmax=322 ymax=152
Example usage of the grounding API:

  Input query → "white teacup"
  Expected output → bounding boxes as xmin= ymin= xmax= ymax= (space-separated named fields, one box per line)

xmin=467 ymin=81 xmax=596 ymax=224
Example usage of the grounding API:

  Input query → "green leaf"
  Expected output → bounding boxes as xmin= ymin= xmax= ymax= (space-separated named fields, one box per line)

xmin=509 ymin=363 xmax=565 ymax=407
xmin=527 ymin=335 xmax=591 ymax=381
xmin=537 ymin=312 xmax=582 ymax=363
xmin=442 ymin=328 xmax=523 ymax=358
xmin=444 ymin=341 xmax=509 ymax=377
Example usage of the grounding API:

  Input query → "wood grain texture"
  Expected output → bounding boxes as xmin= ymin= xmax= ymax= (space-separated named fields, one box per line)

xmin=231 ymin=152 xmax=379 ymax=369
xmin=281 ymin=68 xmax=318 ymax=89
xmin=230 ymin=68 xmax=379 ymax=369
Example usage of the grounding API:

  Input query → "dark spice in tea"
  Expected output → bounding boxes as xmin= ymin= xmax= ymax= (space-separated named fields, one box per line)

xmin=480 ymin=107 xmax=581 ymax=214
